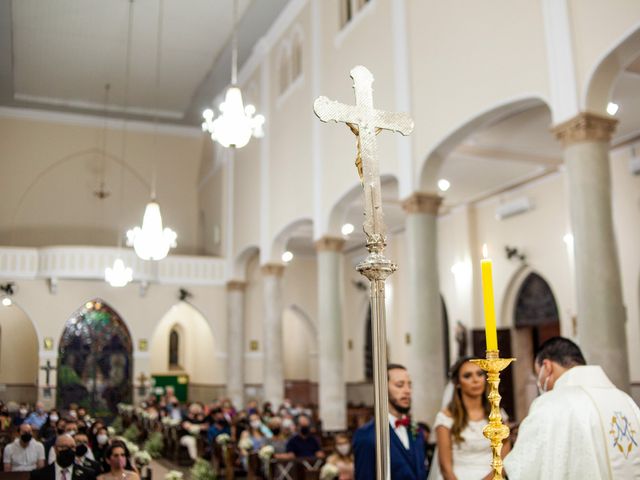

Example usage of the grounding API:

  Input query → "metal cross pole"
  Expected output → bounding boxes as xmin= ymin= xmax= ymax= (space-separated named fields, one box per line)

xmin=314 ymin=65 xmax=414 ymax=480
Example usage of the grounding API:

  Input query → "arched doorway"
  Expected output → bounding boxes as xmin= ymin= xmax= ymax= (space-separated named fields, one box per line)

xmin=57 ymin=299 xmax=133 ymax=416
xmin=283 ymin=305 xmax=318 ymax=406
xmin=512 ymin=272 xmax=560 ymax=418
xmin=514 ymin=272 xmax=561 ymax=347
xmin=0 ymin=304 xmax=38 ymax=403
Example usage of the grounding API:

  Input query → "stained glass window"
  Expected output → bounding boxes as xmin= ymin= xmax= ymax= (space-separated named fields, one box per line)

xmin=57 ymin=299 xmax=132 ymax=416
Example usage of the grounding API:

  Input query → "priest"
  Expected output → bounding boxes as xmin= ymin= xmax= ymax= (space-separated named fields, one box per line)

xmin=504 ymin=336 xmax=640 ymax=479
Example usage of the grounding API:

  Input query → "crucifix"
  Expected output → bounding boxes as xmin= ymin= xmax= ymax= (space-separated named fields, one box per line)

xmin=136 ymin=373 xmax=149 ymax=397
xmin=314 ymin=65 xmax=414 ymax=480
xmin=40 ymin=360 xmax=56 ymax=385
xmin=40 ymin=360 xmax=56 ymax=398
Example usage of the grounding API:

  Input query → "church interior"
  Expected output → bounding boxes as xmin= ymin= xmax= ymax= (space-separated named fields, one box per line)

xmin=0 ymin=0 xmax=639 ymax=477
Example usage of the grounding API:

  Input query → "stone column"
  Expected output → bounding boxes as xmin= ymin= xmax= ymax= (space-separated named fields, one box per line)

xmin=316 ymin=237 xmax=347 ymax=431
xmin=402 ymin=192 xmax=445 ymax=423
xmin=226 ymin=280 xmax=247 ymax=408
xmin=553 ymin=112 xmax=630 ymax=390
xmin=261 ymin=264 xmax=285 ymax=407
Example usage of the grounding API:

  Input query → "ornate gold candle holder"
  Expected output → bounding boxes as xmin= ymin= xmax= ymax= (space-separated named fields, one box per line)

xmin=471 ymin=350 xmax=515 ymax=480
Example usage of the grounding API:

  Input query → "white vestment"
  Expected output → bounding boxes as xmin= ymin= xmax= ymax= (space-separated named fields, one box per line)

xmin=504 ymin=365 xmax=640 ymax=479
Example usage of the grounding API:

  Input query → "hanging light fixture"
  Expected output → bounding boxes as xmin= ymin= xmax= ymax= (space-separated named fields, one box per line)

xmin=201 ymin=0 xmax=265 ymax=148
xmin=127 ymin=198 xmax=177 ymax=260
xmin=126 ymin=0 xmax=177 ymax=261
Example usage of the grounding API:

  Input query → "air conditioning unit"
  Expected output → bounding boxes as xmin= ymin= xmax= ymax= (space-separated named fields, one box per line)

xmin=630 ymin=155 xmax=640 ymax=176
xmin=495 ymin=197 xmax=533 ymax=220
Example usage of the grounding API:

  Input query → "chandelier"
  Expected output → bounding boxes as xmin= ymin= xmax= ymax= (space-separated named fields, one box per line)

xmin=105 ymin=258 xmax=133 ymax=288
xmin=127 ymin=200 xmax=177 ymax=261
xmin=201 ymin=0 xmax=264 ymax=148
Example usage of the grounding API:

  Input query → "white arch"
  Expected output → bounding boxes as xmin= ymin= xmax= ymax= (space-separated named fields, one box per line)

xmin=267 ymin=217 xmax=313 ymax=263
xmin=232 ymin=244 xmax=260 ymax=281
xmin=325 ymin=174 xmax=399 ymax=236
xmin=418 ymin=95 xmax=549 ymax=191
xmin=149 ymin=302 xmax=217 ymax=384
xmin=584 ymin=21 xmax=640 ymax=114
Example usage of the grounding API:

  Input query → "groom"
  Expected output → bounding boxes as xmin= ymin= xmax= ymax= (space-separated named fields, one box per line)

xmin=353 ymin=364 xmax=428 ymax=479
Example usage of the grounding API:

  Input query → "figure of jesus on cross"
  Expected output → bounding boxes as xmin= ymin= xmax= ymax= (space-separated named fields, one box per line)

xmin=314 ymin=65 xmax=414 ymax=480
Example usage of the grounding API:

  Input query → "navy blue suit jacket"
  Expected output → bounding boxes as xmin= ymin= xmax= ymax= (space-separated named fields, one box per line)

xmin=353 ymin=420 xmax=427 ymax=480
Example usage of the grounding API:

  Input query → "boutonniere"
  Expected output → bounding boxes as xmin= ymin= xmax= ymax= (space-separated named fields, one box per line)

xmin=409 ymin=419 xmax=418 ymax=439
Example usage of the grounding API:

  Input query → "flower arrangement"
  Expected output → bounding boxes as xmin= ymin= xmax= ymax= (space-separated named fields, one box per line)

xmin=187 ymin=424 xmax=201 ymax=435
xmin=164 ymin=470 xmax=183 ymax=480
xmin=320 ymin=463 xmax=339 ymax=480
xmin=258 ymin=445 xmax=275 ymax=461
xmin=123 ymin=424 xmax=141 ymax=444
xmin=189 ymin=459 xmax=215 ymax=480
xmin=107 ymin=426 xmax=116 ymax=436
xmin=124 ymin=439 xmax=139 ymax=455
xmin=143 ymin=432 xmax=164 ymax=458
xmin=238 ymin=437 xmax=254 ymax=451
xmin=215 ymin=433 xmax=231 ymax=445
xmin=133 ymin=450 xmax=152 ymax=466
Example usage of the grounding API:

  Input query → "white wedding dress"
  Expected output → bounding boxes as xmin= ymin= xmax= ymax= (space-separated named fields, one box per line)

xmin=427 ymin=411 xmax=496 ymax=480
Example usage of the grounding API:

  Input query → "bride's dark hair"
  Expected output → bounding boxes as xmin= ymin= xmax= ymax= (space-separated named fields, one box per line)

xmin=446 ymin=356 xmax=490 ymax=444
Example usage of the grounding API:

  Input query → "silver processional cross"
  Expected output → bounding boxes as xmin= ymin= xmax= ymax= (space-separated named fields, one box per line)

xmin=314 ymin=65 xmax=414 ymax=480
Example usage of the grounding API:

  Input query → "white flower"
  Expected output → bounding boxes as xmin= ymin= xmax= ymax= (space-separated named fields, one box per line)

xmin=258 ymin=445 xmax=275 ymax=460
xmin=188 ymin=425 xmax=201 ymax=435
xmin=320 ymin=463 xmax=339 ymax=480
xmin=165 ymin=470 xmax=183 ymax=480
xmin=238 ymin=437 xmax=254 ymax=451
xmin=125 ymin=441 xmax=139 ymax=455
xmin=216 ymin=433 xmax=231 ymax=445
xmin=107 ymin=427 xmax=115 ymax=436
xmin=134 ymin=450 xmax=152 ymax=466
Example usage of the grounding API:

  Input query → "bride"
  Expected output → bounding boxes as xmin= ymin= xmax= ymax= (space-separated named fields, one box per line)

xmin=428 ymin=356 xmax=510 ymax=480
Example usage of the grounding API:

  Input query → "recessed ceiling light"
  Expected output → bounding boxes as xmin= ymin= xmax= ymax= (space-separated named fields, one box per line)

xmin=282 ymin=251 xmax=293 ymax=263
xmin=341 ymin=223 xmax=355 ymax=235
xmin=438 ymin=179 xmax=451 ymax=192
xmin=607 ymin=102 xmax=619 ymax=116
xmin=2 ymin=297 xmax=12 ymax=307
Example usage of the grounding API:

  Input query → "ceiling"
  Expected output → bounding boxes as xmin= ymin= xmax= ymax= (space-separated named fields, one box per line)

xmin=0 ymin=0 xmax=288 ymax=124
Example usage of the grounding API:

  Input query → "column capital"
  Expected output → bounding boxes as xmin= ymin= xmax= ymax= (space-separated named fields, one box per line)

xmin=552 ymin=112 xmax=618 ymax=146
xmin=401 ymin=192 xmax=442 ymax=214
xmin=260 ymin=263 xmax=285 ymax=277
xmin=315 ymin=236 xmax=345 ymax=252
xmin=226 ymin=280 xmax=247 ymax=292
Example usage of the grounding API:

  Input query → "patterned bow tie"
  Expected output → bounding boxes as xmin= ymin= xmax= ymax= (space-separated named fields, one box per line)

xmin=395 ymin=416 xmax=410 ymax=428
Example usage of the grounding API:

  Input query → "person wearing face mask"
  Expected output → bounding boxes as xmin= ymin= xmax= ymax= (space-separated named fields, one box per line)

xmin=503 ymin=336 xmax=640 ymax=479
xmin=40 ymin=412 xmax=61 ymax=441
xmin=73 ymin=433 xmax=100 ymax=475
xmin=3 ymin=423 xmax=45 ymax=472
xmin=48 ymin=422 xmax=79 ymax=465
xmin=97 ymin=443 xmax=139 ymax=480
xmin=30 ymin=434 xmax=96 ymax=480
xmin=266 ymin=417 xmax=288 ymax=456
xmin=428 ymin=357 xmax=509 ymax=480
xmin=92 ymin=428 xmax=110 ymax=466
xmin=353 ymin=364 xmax=426 ymax=480
xmin=284 ymin=414 xmax=324 ymax=459
xmin=323 ymin=433 xmax=354 ymax=480
xmin=25 ymin=402 xmax=49 ymax=431
xmin=13 ymin=404 xmax=30 ymax=427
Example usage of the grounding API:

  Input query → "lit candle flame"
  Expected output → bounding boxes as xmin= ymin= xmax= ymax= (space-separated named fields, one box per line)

xmin=482 ymin=243 xmax=489 ymax=259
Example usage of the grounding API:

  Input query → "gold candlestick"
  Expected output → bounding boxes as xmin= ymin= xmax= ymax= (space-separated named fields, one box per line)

xmin=471 ymin=350 xmax=515 ymax=480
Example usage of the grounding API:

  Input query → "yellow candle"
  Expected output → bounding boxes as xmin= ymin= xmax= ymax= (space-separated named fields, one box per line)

xmin=481 ymin=244 xmax=498 ymax=351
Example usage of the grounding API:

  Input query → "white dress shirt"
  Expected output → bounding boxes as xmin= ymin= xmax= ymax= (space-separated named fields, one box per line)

xmin=3 ymin=438 xmax=45 ymax=471
xmin=388 ymin=413 xmax=410 ymax=450
xmin=54 ymin=463 xmax=74 ymax=480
